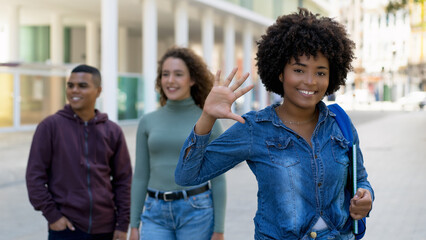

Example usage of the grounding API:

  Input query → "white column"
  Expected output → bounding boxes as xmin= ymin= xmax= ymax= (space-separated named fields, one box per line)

xmin=50 ymin=13 xmax=63 ymax=65
xmin=223 ymin=16 xmax=235 ymax=111
xmin=242 ymin=23 xmax=253 ymax=113
xmin=50 ymin=13 xmax=64 ymax=113
xmin=202 ymin=8 xmax=214 ymax=69
xmin=118 ymin=26 xmax=128 ymax=72
xmin=86 ymin=21 xmax=100 ymax=68
xmin=8 ymin=5 xmax=20 ymax=62
xmin=259 ymin=78 xmax=268 ymax=109
xmin=142 ymin=0 xmax=158 ymax=114
xmin=101 ymin=0 xmax=118 ymax=122
xmin=223 ymin=16 xmax=235 ymax=76
xmin=174 ymin=0 xmax=189 ymax=47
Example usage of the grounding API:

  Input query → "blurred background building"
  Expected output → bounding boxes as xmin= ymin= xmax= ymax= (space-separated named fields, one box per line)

xmin=0 ymin=0 xmax=424 ymax=132
xmin=338 ymin=0 xmax=425 ymax=105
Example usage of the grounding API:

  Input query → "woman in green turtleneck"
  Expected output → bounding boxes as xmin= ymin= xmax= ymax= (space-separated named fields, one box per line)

xmin=129 ymin=47 xmax=226 ymax=240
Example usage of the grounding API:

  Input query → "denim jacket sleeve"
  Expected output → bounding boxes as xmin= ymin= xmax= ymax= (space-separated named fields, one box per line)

xmin=175 ymin=120 xmax=251 ymax=186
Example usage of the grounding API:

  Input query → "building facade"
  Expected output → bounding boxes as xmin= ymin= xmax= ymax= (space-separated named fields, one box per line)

xmin=339 ymin=0 xmax=426 ymax=103
xmin=0 ymin=0 xmax=334 ymax=131
xmin=407 ymin=0 xmax=426 ymax=92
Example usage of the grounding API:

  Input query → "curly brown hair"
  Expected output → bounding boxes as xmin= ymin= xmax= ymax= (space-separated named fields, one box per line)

xmin=256 ymin=8 xmax=355 ymax=97
xmin=156 ymin=47 xmax=214 ymax=108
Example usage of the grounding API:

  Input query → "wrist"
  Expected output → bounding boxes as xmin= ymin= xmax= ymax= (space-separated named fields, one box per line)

xmin=195 ymin=112 xmax=216 ymax=135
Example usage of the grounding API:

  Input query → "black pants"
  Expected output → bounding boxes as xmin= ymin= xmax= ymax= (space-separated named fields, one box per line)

xmin=48 ymin=227 xmax=113 ymax=240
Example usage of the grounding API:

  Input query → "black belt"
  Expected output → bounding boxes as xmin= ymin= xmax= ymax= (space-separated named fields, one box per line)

xmin=147 ymin=184 xmax=209 ymax=201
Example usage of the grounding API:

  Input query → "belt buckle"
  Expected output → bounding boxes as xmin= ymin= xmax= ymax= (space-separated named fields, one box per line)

xmin=162 ymin=191 xmax=174 ymax=201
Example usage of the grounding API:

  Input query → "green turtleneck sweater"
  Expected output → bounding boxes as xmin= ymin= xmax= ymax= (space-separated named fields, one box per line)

xmin=130 ymin=97 xmax=226 ymax=233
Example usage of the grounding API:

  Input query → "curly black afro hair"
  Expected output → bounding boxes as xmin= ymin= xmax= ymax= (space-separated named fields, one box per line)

xmin=256 ymin=8 xmax=355 ymax=97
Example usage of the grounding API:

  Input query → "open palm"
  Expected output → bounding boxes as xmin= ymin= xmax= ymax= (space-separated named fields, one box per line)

xmin=203 ymin=68 xmax=253 ymax=123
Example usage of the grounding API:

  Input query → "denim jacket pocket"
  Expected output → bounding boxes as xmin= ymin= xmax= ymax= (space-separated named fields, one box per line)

xmin=330 ymin=135 xmax=350 ymax=165
xmin=266 ymin=138 xmax=300 ymax=167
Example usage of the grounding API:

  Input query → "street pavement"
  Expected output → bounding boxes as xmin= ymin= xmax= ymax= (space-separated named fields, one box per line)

xmin=1 ymin=109 xmax=425 ymax=240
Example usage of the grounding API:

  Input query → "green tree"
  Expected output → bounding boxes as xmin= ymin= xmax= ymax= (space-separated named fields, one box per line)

xmin=386 ymin=0 xmax=424 ymax=13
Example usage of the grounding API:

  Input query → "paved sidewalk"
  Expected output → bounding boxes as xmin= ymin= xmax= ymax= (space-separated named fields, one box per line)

xmin=1 ymin=111 xmax=425 ymax=239
xmin=354 ymin=111 xmax=426 ymax=239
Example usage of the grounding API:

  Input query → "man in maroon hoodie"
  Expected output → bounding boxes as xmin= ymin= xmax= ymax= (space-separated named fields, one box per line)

xmin=26 ymin=64 xmax=132 ymax=240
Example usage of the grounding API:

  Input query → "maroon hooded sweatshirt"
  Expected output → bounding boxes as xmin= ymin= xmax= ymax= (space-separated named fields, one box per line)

xmin=26 ymin=105 xmax=132 ymax=234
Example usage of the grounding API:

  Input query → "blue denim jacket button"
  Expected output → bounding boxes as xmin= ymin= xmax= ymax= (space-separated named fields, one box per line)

xmin=310 ymin=231 xmax=317 ymax=238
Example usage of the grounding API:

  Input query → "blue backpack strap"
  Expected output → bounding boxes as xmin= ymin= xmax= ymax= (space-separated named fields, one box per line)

xmin=328 ymin=103 xmax=366 ymax=240
xmin=327 ymin=103 xmax=353 ymax=145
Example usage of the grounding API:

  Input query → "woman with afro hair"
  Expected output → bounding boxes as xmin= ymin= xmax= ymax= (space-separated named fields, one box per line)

xmin=175 ymin=8 xmax=374 ymax=240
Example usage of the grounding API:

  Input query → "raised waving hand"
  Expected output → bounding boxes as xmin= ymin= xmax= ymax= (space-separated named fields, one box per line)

xmin=195 ymin=68 xmax=253 ymax=135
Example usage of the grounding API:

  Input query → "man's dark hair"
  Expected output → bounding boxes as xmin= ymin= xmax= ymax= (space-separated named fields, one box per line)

xmin=256 ymin=8 xmax=355 ymax=97
xmin=71 ymin=64 xmax=102 ymax=87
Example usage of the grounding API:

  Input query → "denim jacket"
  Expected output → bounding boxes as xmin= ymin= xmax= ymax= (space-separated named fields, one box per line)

xmin=175 ymin=101 xmax=374 ymax=240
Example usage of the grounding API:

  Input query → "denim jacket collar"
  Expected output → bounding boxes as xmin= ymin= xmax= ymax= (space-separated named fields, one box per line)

xmin=254 ymin=101 xmax=335 ymax=128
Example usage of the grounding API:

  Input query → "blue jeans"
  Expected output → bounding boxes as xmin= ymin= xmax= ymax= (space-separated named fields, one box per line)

xmin=48 ymin=227 xmax=113 ymax=240
xmin=140 ymin=189 xmax=214 ymax=240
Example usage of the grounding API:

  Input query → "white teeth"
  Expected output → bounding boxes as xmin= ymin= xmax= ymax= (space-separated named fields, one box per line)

xmin=299 ymin=90 xmax=315 ymax=95
xmin=72 ymin=97 xmax=81 ymax=100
